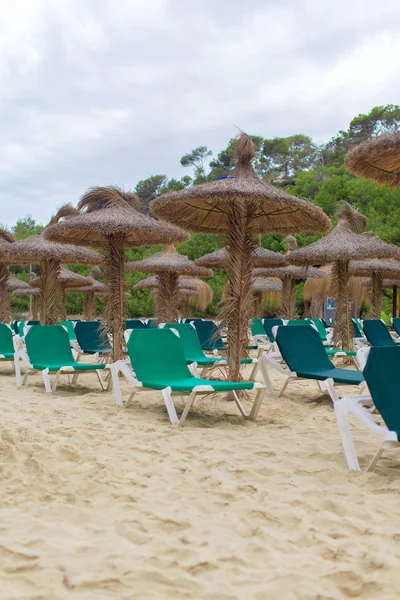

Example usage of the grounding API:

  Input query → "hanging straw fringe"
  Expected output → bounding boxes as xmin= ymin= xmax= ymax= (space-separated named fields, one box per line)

xmin=39 ymin=259 xmax=61 ymax=325
xmin=219 ymin=203 xmax=257 ymax=381
xmin=0 ymin=264 xmax=10 ymax=322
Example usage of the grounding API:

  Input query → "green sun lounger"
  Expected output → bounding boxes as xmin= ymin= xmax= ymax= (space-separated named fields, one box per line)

xmin=0 ymin=324 xmax=16 ymax=369
xmin=164 ymin=323 xmax=257 ymax=377
xmin=192 ymin=320 xmax=226 ymax=351
xmin=125 ymin=319 xmax=148 ymax=330
xmin=111 ymin=328 xmax=266 ymax=425
xmin=15 ymin=325 xmax=111 ymax=393
xmin=332 ymin=346 xmax=400 ymax=471
xmin=260 ymin=324 xmax=364 ymax=398
xmin=75 ymin=321 xmax=112 ymax=359
xmin=362 ymin=319 xmax=399 ymax=347
xmin=263 ymin=318 xmax=283 ymax=342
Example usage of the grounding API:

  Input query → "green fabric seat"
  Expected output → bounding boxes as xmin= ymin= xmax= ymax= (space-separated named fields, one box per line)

xmin=164 ymin=323 xmax=252 ymax=366
xmin=276 ymin=325 xmax=364 ymax=385
xmin=192 ymin=320 xmax=226 ymax=351
xmin=59 ymin=320 xmax=77 ymax=342
xmin=363 ymin=347 xmax=400 ymax=439
xmin=0 ymin=324 xmax=15 ymax=359
xmin=352 ymin=318 xmax=364 ymax=338
xmin=309 ymin=318 xmax=328 ymax=341
xmin=363 ymin=320 xmax=397 ymax=347
xmin=287 ymin=319 xmax=310 ymax=326
xmin=251 ymin=319 xmax=267 ymax=336
xmin=392 ymin=318 xmax=400 ymax=337
xmin=75 ymin=321 xmax=112 ymax=354
xmin=25 ymin=326 xmax=106 ymax=371
xmin=127 ymin=328 xmax=254 ymax=393
xmin=263 ymin=318 xmax=283 ymax=342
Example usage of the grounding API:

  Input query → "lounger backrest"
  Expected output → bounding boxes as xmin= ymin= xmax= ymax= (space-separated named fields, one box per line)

xmin=164 ymin=323 xmax=205 ymax=361
xmin=0 ymin=323 xmax=14 ymax=354
xmin=363 ymin=346 xmax=400 ymax=437
xmin=127 ymin=328 xmax=192 ymax=382
xmin=75 ymin=321 xmax=111 ymax=352
xmin=250 ymin=319 xmax=266 ymax=336
xmin=362 ymin=320 xmax=395 ymax=347
xmin=59 ymin=320 xmax=77 ymax=341
xmin=352 ymin=318 xmax=364 ymax=338
xmin=192 ymin=320 xmax=225 ymax=350
xmin=276 ymin=324 xmax=334 ymax=373
xmin=309 ymin=318 xmax=328 ymax=341
xmin=392 ymin=318 xmax=400 ymax=336
xmin=124 ymin=319 xmax=148 ymax=330
xmin=25 ymin=325 xmax=74 ymax=365
xmin=287 ymin=320 xmax=310 ymax=326
xmin=263 ymin=318 xmax=283 ymax=342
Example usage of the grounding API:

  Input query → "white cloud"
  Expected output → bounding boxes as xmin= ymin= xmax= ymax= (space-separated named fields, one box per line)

xmin=0 ymin=0 xmax=399 ymax=226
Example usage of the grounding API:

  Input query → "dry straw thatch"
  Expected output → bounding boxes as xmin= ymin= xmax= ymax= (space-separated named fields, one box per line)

xmin=44 ymin=187 xmax=189 ymax=360
xmin=289 ymin=203 xmax=400 ymax=349
xmin=13 ymin=286 xmax=40 ymax=320
xmin=151 ymin=132 xmax=331 ymax=380
xmin=0 ymin=227 xmax=16 ymax=322
xmin=349 ymin=258 xmax=400 ymax=318
xmin=129 ymin=245 xmax=213 ymax=323
xmin=5 ymin=205 xmax=103 ymax=325
xmin=252 ymin=278 xmax=282 ymax=317
xmin=7 ymin=275 xmax=30 ymax=292
xmin=195 ymin=246 xmax=286 ymax=269
xmin=345 ymin=133 xmax=400 ymax=188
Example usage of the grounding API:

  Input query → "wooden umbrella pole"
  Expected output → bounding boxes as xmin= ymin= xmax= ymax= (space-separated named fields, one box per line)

xmin=105 ymin=235 xmax=126 ymax=362
xmin=32 ymin=295 xmax=39 ymax=321
xmin=332 ymin=260 xmax=352 ymax=350
xmin=59 ymin=285 xmax=67 ymax=320
xmin=289 ymin=279 xmax=297 ymax=320
xmin=221 ymin=204 xmax=256 ymax=381
xmin=156 ymin=272 xmax=179 ymax=322
xmin=371 ymin=273 xmax=383 ymax=319
xmin=0 ymin=263 xmax=10 ymax=323
xmin=393 ymin=285 xmax=398 ymax=319
xmin=280 ymin=276 xmax=293 ymax=319
xmin=84 ymin=292 xmax=95 ymax=321
xmin=39 ymin=259 xmax=61 ymax=325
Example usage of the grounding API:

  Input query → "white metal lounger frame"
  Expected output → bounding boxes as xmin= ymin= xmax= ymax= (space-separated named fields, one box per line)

xmin=110 ymin=360 xmax=266 ymax=426
xmin=326 ymin=346 xmax=399 ymax=471
xmin=14 ymin=349 xmax=112 ymax=393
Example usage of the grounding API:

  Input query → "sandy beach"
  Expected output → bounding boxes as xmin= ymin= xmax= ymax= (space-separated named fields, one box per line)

xmin=1 ymin=361 xmax=400 ymax=600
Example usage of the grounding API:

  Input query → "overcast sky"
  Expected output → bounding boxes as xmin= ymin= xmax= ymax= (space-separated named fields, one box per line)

xmin=1 ymin=0 xmax=399 ymax=227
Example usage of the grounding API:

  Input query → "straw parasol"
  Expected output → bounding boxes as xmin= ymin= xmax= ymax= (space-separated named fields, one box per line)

xmin=0 ymin=228 xmax=16 ymax=322
xmin=66 ymin=267 xmax=106 ymax=321
xmin=13 ymin=286 xmax=40 ymax=320
xmin=363 ymin=278 xmax=400 ymax=318
xmin=345 ymin=133 xmax=400 ymax=188
xmin=151 ymin=132 xmax=330 ymax=380
xmin=44 ymin=187 xmax=189 ymax=360
xmin=29 ymin=266 xmax=93 ymax=320
xmin=348 ymin=258 xmax=400 ymax=318
xmin=7 ymin=275 xmax=30 ymax=292
xmin=195 ymin=246 xmax=286 ymax=269
xmin=288 ymin=202 xmax=400 ymax=349
xmin=251 ymin=277 xmax=282 ymax=317
xmin=303 ymin=266 xmax=367 ymax=319
xmin=5 ymin=206 xmax=102 ymax=325
xmin=128 ymin=245 xmax=213 ymax=322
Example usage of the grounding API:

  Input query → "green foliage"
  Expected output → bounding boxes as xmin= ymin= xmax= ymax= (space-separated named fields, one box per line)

xmin=13 ymin=215 xmax=43 ymax=239
xmin=180 ymin=146 xmax=212 ymax=183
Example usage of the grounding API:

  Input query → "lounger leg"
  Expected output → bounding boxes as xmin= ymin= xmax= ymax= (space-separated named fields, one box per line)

xmin=316 ymin=380 xmax=323 ymax=392
xmin=22 ymin=370 xmax=30 ymax=387
xmin=259 ymin=357 xmax=274 ymax=395
xmin=96 ymin=370 xmax=107 ymax=391
xmin=279 ymin=376 xmax=294 ymax=398
xmin=249 ymin=387 xmax=266 ymax=420
xmin=71 ymin=372 xmax=79 ymax=384
xmin=111 ymin=365 xmax=124 ymax=407
xmin=178 ymin=391 xmax=196 ymax=425
xmin=366 ymin=442 xmax=386 ymax=472
xmin=249 ymin=362 xmax=259 ymax=381
xmin=161 ymin=387 xmax=180 ymax=425
xmin=42 ymin=369 xmax=52 ymax=394
xmin=52 ymin=370 xmax=62 ymax=393
xmin=231 ymin=390 xmax=248 ymax=418
xmin=126 ymin=391 xmax=136 ymax=408
xmin=333 ymin=399 xmax=361 ymax=471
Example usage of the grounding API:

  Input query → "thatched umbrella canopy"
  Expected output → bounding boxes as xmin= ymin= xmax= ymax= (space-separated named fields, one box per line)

xmin=348 ymin=259 xmax=400 ymax=318
xmin=128 ymin=245 xmax=213 ymax=322
xmin=44 ymin=187 xmax=189 ymax=360
xmin=5 ymin=206 xmax=102 ymax=325
xmin=251 ymin=277 xmax=282 ymax=317
xmin=135 ymin=275 xmax=198 ymax=291
xmin=13 ymin=286 xmax=40 ymax=320
xmin=66 ymin=267 xmax=106 ymax=321
xmin=151 ymin=133 xmax=330 ymax=379
xmin=345 ymin=133 xmax=400 ymax=188
xmin=29 ymin=266 xmax=93 ymax=320
xmin=303 ymin=266 xmax=367 ymax=319
xmin=0 ymin=228 xmax=16 ymax=322
xmin=7 ymin=275 xmax=30 ymax=292
xmin=195 ymin=246 xmax=285 ymax=269
xmin=288 ymin=203 xmax=400 ymax=349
